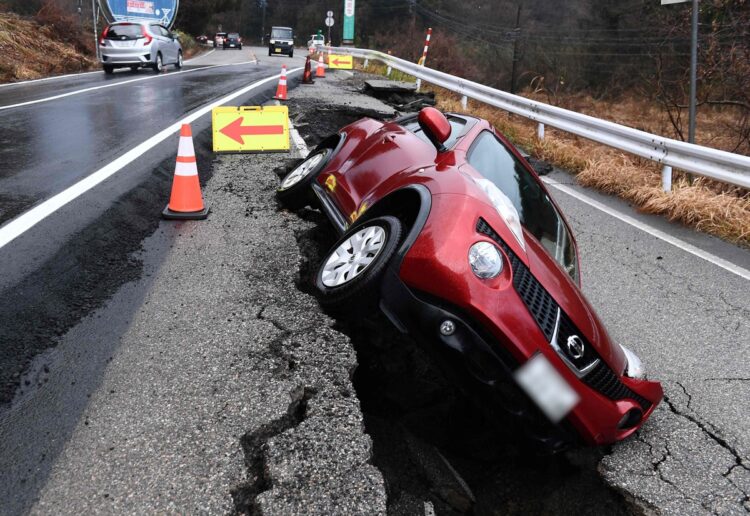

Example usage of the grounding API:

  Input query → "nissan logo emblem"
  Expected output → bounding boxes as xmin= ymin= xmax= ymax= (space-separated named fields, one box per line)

xmin=566 ymin=335 xmax=585 ymax=360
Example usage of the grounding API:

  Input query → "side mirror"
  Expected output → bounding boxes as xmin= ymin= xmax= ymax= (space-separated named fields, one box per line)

xmin=418 ymin=107 xmax=451 ymax=151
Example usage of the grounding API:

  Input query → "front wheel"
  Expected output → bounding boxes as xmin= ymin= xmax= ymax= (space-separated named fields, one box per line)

xmin=103 ymin=65 xmax=114 ymax=74
xmin=175 ymin=51 xmax=183 ymax=69
xmin=276 ymin=148 xmax=332 ymax=209
xmin=315 ymin=216 xmax=403 ymax=311
xmin=289 ymin=51 xmax=293 ymax=58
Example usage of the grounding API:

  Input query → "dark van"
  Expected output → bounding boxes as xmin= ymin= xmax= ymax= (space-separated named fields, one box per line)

xmin=268 ymin=26 xmax=294 ymax=57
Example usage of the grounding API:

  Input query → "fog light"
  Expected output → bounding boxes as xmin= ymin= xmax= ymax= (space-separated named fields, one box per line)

xmin=440 ymin=320 xmax=455 ymax=336
xmin=618 ymin=408 xmax=643 ymax=430
xmin=469 ymin=242 xmax=503 ymax=279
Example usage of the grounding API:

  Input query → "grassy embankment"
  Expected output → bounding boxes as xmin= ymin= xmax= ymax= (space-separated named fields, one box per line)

xmin=359 ymin=60 xmax=750 ymax=247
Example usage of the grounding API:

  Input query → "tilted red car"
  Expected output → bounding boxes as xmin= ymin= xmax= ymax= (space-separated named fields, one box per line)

xmin=276 ymin=107 xmax=663 ymax=447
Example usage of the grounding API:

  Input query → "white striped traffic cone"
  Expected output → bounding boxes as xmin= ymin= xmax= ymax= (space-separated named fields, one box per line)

xmin=273 ymin=65 xmax=288 ymax=100
xmin=162 ymin=124 xmax=209 ymax=220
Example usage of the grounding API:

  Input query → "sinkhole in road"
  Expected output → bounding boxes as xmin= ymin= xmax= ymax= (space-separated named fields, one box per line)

xmin=286 ymin=203 xmax=631 ymax=515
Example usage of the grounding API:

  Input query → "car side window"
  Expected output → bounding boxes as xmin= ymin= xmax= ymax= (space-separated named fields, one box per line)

xmin=467 ymin=131 xmax=578 ymax=280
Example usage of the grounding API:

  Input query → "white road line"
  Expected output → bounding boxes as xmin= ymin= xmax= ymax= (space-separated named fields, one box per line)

xmin=0 ymin=70 xmax=102 ymax=89
xmin=0 ymin=67 xmax=304 ymax=250
xmin=542 ymin=177 xmax=750 ymax=281
xmin=185 ymin=49 xmax=215 ymax=63
xmin=0 ymin=61 xmax=257 ymax=111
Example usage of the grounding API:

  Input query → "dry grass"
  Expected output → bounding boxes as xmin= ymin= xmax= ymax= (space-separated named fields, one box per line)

xmin=430 ymin=87 xmax=750 ymax=247
xmin=0 ymin=13 xmax=97 ymax=83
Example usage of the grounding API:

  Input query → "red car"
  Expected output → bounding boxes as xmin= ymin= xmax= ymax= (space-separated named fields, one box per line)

xmin=276 ymin=107 xmax=663 ymax=448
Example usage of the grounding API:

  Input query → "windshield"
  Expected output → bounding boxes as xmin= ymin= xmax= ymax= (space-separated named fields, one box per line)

xmin=467 ymin=131 xmax=578 ymax=280
xmin=228 ymin=33 xmax=240 ymax=39
xmin=271 ymin=28 xmax=293 ymax=39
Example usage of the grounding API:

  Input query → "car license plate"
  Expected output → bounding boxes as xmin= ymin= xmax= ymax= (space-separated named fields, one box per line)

xmin=275 ymin=48 xmax=281 ymax=53
xmin=514 ymin=354 xmax=580 ymax=423
xmin=230 ymin=44 xmax=235 ymax=47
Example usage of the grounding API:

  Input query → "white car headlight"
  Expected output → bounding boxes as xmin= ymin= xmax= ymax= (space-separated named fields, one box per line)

xmin=469 ymin=242 xmax=504 ymax=279
xmin=270 ymin=39 xmax=276 ymax=44
xmin=620 ymin=344 xmax=646 ymax=379
xmin=472 ymin=178 xmax=525 ymax=250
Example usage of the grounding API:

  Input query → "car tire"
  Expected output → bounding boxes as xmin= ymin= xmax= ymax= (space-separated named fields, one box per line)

xmin=103 ymin=65 xmax=114 ymax=74
xmin=276 ymin=148 xmax=333 ymax=209
xmin=315 ymin=216 xmax=403 ymax=312
xmin=289 ymin=51 xmax=293 ymax=58
xmin=268 ymin=49 xmax=272 ymax=56
xmin=153 ymin=53 xmax=163 ymax=73
xmin=175 ymin=51 xmax=183 ymax=69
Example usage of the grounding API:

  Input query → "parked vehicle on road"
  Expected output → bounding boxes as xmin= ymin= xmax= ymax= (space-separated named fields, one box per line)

xmin=99 ymin=21 xmax=183 ymax=74
xmin=276 ymin=107 xmax=663 ymax=449
xmin=223 ymin=33 xmax=242 ymax=49
xmin=267 ymin=26 xmax=294 ymax=57
xmin=214 ymin=32 xmax=227 ymax=48
xmin=307 ymin=33 xmax=325 ymax=50
xmin=196 ymin=34 xmax=208 ymax=44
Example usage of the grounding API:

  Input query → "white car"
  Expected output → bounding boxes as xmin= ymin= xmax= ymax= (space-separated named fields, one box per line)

xmin=307 ymin=34 xmax=325 ymax=50
xmin=99 ymin=21 xmax=182 ymax=74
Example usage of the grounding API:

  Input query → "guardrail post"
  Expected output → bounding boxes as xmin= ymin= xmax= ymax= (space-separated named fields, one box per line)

xmin=461 ymin=96 xmax=468 ymax=110
xmin=363 ymin=58 xmax=369 ymax=68
xmin=537 ymin=123 xmax=545 ymax=140
xmin=661 ymin=165 xmax=673 ymax=192
xmin=386 ymin=65 xmax=392 ymax=77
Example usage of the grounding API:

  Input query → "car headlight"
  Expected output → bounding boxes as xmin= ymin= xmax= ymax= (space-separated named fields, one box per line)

xmin=620 ymin=344 xmax=646 ymax=379
xmin=270 ymin=39 xmax=275 ymax=44
xmin=472 ymin=178 xmax=525 ymax=250
xmin=469 ymin=242 xmax=504 ymax=279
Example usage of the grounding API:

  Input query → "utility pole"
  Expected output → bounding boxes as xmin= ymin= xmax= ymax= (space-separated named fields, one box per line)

xmin=688 ymin=0 xmax=698 ymax=143
xmin=260 ymin=0 xmax=267 ymax=45
xmin=92 ymin=0 xmax=99 ymax=60
xmin=661 ymin=0 xmax=699 ymax=143
xmin=509 ymin=4 xmax=522 ymax=94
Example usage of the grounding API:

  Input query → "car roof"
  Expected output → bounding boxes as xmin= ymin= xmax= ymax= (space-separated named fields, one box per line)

xmin=272 ymin=26 xmax=293 ymax=30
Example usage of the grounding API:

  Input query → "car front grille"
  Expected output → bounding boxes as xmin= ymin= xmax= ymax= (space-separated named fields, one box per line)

xmin=476 ymin=218 xmax=651 ymax=411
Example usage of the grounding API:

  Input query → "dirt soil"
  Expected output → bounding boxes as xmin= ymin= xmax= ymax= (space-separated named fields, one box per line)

xmin=0 ymin=13 xmax=98 ymax=83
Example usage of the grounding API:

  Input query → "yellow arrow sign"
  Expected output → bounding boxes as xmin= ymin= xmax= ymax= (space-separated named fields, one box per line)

xmin=212 ymin=106 xmax=290 ymax=152
xmin=328 ymin=54 xmax=353 ymax=69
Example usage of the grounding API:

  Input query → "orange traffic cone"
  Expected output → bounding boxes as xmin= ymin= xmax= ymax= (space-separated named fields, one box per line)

xmin=162 ymin=124 xmax=209 ymax=220
xmin=302 ymin=55 xmax=315 ymax=84
xmin=273 ymin=64 xmax=288 ymax=100
xmin=316 ymin=53 xmax=325 ymax=78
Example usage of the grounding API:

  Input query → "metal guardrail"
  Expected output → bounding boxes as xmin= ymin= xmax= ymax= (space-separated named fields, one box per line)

xmin=329 ymin=46 xmax=750 ymax=191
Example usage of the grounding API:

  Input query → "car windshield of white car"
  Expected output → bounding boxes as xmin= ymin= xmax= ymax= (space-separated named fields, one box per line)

xmin=107 ymin=25 xmax=142 ymax=40
xmin=468 ymin=131 xmax=578 ymax=280
xmin=272 ymin=29 xmax=293 ymax=40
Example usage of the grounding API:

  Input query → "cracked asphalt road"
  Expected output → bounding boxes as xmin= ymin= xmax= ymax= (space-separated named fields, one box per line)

xmin=543 ymin=172 xmax=750 ymax=514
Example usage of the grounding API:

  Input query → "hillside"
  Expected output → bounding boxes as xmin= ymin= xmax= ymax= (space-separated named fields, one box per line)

xmin=0 ymin=11 xmax=97 ymax=83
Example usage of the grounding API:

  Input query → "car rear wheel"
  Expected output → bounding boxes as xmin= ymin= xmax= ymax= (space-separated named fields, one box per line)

xmin=276 ymin=148 xmax=332 ymax=209
xmin=175 ymin=51 xmax=183 ymax=69
xmin=315 ymin=216 xmax=403 ymax=311
xmin=103 ymin=65 xmax=114 ymax=74
xmin=153 ymin=53 xmax=163 ymax=73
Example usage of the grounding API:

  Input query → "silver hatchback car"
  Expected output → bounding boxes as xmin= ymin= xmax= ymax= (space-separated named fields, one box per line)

xmin=99 ymin=22 xmax=183 ymax=74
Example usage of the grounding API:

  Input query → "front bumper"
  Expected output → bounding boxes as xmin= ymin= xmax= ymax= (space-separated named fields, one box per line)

xmin=381 ymin=194 xmax=662 ymax=446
